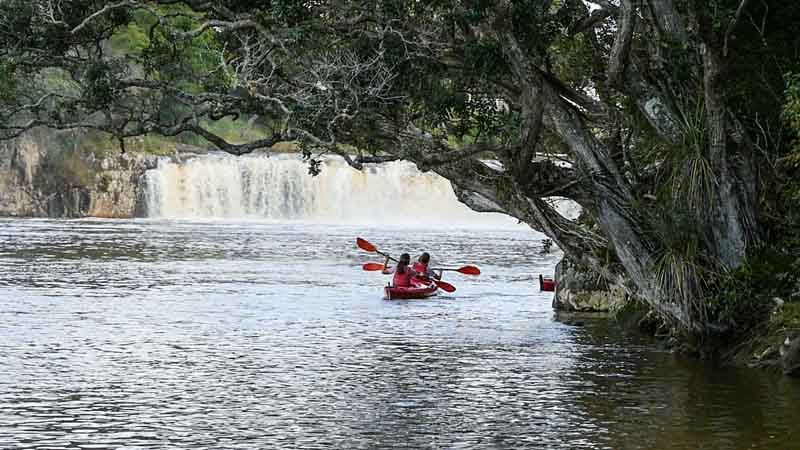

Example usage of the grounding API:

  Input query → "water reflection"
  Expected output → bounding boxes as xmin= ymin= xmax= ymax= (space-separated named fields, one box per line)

xmin=0 ymin=218 xmax=798 ymax=449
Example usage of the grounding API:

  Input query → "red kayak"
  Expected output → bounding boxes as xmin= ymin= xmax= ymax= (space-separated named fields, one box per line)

xmin=539 ymin=274 xmax=555 ymax=292
xmin=384 ymin=279 xmax=439 ymax=300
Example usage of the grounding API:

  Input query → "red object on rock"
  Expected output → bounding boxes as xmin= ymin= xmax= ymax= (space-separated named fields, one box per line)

xmin=539 ymin=274 xmax=555 ymax=292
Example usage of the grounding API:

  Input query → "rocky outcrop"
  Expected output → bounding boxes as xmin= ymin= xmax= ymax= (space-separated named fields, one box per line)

xmin=0 ymin=135 xmax=44 ymax=216
xmin=780 ymin=336 xmax=800 ymax=376
xmin=0 ymin=131 xmax=159 ymax=218
xmin=552 ymin=257 xmax=627 ymax=312
xmin=85 ymin=152 xmax=161 ymax=218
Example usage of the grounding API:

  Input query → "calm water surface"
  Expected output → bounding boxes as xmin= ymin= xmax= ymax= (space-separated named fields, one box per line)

xmin=0 ymin=219 xmax=798 ymax=449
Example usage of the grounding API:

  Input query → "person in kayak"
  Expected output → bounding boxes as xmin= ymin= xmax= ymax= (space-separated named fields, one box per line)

xmin=382 ymin=253 xmax=418 ymax=287
xmin=412 ymin=252 xmax=440 ymax=279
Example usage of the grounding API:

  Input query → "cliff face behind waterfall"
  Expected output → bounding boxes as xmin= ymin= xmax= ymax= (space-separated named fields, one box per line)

xmin=0 ymin=131 xmax=159 ymax=218
xmin=0 ymin=131 xmax=526 ymax=225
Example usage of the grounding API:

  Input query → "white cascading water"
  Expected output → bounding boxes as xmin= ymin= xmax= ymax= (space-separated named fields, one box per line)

xmin=140 ymin=153 xmax=523 ymax=227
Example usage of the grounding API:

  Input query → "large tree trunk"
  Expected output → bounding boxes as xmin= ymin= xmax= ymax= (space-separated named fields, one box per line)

xmin=425 ymin=1 xmax=761 ymax=332
xmin=701 ymin=36 xmax=760 ymax=270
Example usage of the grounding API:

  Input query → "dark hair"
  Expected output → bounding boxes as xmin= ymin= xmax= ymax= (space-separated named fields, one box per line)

xmin=419 ymin=252 xmax=430 ymax=264
xmin=398 ymin=253 xmax=411 ymax=273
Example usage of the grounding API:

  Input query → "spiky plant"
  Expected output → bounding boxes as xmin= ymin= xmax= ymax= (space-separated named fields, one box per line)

xmin=670 ymin=97 xmax=717 ymax=216
xmin=653 ymin=237 xmax=708 ymax=333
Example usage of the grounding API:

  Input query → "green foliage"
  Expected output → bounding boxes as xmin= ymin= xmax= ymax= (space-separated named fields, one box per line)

xmin=0 ymin=59 xmax=19 ymax=104
xmin=192 ymin=117 xmax=271 ymax=145
xmin=708 ymin=246 xmax=800 ymax=331
xmin=135 ymin=135 xmax=180 ymax=156
xmin=726 ymin=2 xmax=800 ymax=134
xmin=774 ymin=302 xmax=800 ymax=331
xmin=669 ymin=98 xmax=716 ymax=213
xmin=783 ymin=72 xmax=800 ymax=154
xmin=645 ymin=200 xmax=712 ymax=321
xmin=138 ymin=6 xmax=232 ymax=94
xmin=720 ymin=68 xmax=800 ymax=329
xmin=71 ymin=131 xmax=117 ymax=158
xmin=708 ymin=87 xmax=800 ymax=329
xmin=629 ymin=0 xmax=800 ymax=336
xmin=269 ymin=0 xmax=315 ymax=25
xmin=629 ymin=95 xmax=720 ymax=324
xmin=463 ymin=39 xmax=508 ymax=79
xmin=109 ymin=18 xmax=150 ymax=56
xmin=653 ymin=236 xmax=703 ymax=302
xmin=82 ymin=60 xmax=127 ymax=110
xmin=549 ymin=33 xmax=595 ymax=89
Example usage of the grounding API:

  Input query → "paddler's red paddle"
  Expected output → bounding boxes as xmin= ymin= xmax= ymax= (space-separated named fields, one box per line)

xmin=356 ymin=237 xmax=377 ymax=252
xmin=356 ymin=237 xmax=397 ymax=262
xmin=424 ymin=277 xmax=456 ymax=293
xmin=362 ymin=262 xmax=385 ymax=271
xmin=434 ymin=265 xmax=481 ymax=275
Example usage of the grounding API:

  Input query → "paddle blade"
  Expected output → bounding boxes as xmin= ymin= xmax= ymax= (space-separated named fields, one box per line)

xmin=433 ymin=279 xmax=456 ymax=293
xmin=457 ymin=265 xmax=481 ymax=275
xmin=356 ymin=237 xmax=377 ymax=252
xmin=362 ymin=262 xmax=385 ymax=271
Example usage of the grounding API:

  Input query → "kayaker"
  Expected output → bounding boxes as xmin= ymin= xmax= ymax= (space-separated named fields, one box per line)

xmin=413 ymin=252 xmax=440 ymax=279
xmin=382 ymin=253 xmax=418 ymax=287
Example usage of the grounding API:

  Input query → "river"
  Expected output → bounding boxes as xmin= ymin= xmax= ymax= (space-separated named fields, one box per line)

xmin=1 ymin=218 xmax=798 ymax=449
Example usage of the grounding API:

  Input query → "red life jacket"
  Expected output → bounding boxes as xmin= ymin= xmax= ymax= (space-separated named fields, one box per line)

xmin=393 ymin=267 xmax=414 ymax=287
xmin=412 ymin=262 xmax=428 ymax=274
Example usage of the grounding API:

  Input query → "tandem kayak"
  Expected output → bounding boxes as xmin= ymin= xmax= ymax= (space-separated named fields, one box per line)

xmin=384 ymin=279 xmax=438 ymax=300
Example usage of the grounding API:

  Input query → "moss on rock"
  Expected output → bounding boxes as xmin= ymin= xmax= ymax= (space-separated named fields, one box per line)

xmin=553 ymin=257 xmax=627 ymax=312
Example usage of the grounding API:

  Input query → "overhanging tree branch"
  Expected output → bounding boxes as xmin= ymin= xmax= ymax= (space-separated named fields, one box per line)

xmin=70 ymin=0 xmax=141 ymax=34
xmin=608 ymin=0 xmax=637 ymax=89
xmin=724 ymin=0 xmax=752 ymax=56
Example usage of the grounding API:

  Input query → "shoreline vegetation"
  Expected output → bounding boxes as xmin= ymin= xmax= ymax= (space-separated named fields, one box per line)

xmin=554 ymin=258 xmax=800 ymax=376
xmin=1 ymin=1 xmax=800 ymax=376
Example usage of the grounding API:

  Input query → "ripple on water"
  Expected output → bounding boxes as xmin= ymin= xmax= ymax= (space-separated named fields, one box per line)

xmin=1 ymin=219 xmax=800 ymax=449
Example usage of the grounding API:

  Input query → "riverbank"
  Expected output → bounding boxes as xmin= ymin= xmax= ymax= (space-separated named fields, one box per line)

xmin=552 ymin=255 xmax=800 ymax=377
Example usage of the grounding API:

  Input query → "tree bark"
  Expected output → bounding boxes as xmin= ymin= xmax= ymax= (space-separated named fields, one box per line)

xmin=608 ymin=0 xmax=637 ymax=89
xmin=702 ymin=44 xmax=759 ymax=268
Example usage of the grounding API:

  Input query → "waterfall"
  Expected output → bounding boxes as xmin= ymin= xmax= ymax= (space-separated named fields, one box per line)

xmin=140 ymin=153 xmax=522 ymax=227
